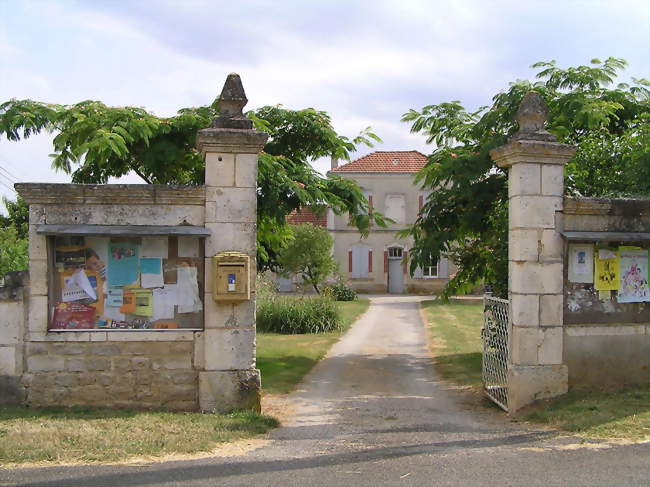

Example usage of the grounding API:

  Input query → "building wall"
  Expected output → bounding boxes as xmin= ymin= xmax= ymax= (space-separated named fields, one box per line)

xmin=329 ymin=173 xmax=452 ymax=294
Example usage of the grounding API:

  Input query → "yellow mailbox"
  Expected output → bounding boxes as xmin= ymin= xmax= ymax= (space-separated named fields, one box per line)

xmin=212 ymin=252 xmax=250 ymax=302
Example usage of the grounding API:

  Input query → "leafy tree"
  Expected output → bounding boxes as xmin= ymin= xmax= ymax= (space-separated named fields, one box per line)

xmin=1 ymin=196 xmax=29 ymax=239
xmin=0 ymin=98 xmax=386 ymax=269
xmin=277 ymin=223 xmax=338 ymax=294
xmin=0 ymin=226 xmax=28 ymax=278
xmin=402 ymin=58 xmax=650 ymax=299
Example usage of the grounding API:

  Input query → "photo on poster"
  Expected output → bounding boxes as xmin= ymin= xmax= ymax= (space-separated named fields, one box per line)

xmin=568 ymin=244 xmax=594 ymax=283
xmin=108 ymin=242 xmax=139 ymax=286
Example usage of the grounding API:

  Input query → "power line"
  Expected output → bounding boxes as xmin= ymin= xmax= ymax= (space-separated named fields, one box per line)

xmin=0 ymin=155 xmax=27 ymax=181
xmin=0 ymin=179 xmax=16 ymax=195
xmin=0 ymin=164 xmax=19 ymax=182
xmin=0 ymin=172 xmax=16 ymax=186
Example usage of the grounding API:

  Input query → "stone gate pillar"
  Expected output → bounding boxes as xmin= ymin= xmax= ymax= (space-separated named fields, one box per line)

xmin=490 ymin=92 xmax=575 ymax=413
xmin=196 ymin=73 xmax=268 ymax=412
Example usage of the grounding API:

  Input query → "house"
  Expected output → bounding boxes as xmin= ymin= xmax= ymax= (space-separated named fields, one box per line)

xmin=327 ymin=150 xmax=454 ymax=294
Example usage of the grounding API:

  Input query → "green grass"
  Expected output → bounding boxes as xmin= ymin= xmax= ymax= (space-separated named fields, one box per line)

xmin=420 ymin=299 xmax=483 ymax=387
xmin=525 ymin=386 xmax=650 ymax=441
xmin=0 ymin=407 xmax=278 ymax=466
xmin=420 ymin=298 xmax=650 ymax=440
xmin=258 ymin=299 xmax=370 ymax=394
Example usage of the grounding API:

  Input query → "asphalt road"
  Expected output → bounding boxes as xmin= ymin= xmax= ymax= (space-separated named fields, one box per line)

xmin=2 ymin=296 xmax=648 ymax=486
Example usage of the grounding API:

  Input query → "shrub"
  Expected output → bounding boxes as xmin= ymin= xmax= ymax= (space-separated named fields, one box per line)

xmin=323 ymin=281 xmax=357 ymax=301
xmin=257 ymin=295 xmax=341 ymax=334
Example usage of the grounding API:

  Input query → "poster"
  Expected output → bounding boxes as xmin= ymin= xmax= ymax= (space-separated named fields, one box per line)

xmin=568 ymin=244 xmax=594 ymax=283
xmin=594 ymin=248 xmax=619 ymax=291
xmin=617 ymin=249 xmax=650 ymax=303
xmin=140 ymin=258 xmax=164 ymax=288
xmin=134 ymin=289 xmax=154 ymax=316
xmin=85 ymin=237 xmax=109 ymax=278
xmin=51 ymin=302 xmax=96 ymax=329
xmin=142 ymin=237 xmax=168 ymax=259
xmin=108 ymin=242 xmax=139 ymax=286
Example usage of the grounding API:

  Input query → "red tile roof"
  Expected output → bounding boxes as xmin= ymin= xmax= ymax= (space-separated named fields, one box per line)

xmin=331 ymin=151 xmax=428 ymax=173
xmin=287 ymin=207 xmax=327 ymax=227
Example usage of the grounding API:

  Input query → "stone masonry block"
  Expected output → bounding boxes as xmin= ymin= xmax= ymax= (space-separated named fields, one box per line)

xmin=510 ymin=294 xmax=539 ymax=327
xmin=540 ymin=294 xmax=563 ymax=327
xmin=198 ymin=369 xmax=261 ymax=413
xmin=29 ymin=205 xmax=46 ymax=225
xmin=0 ymin=302 xmax=22 ymax=345
xmin=510 ymin=262 xmax=563 ymax=294
xmin=205 ymin=223 xmax=256 ymax=256
xmin=538 ymin=326 xmax=563 ymax=365
xmin=205 ymin=187 xmax=256 ymax=223
xmin=28 ymin=259 xmax=48 ymax=296
xmin=0 ymin=346 xmax=17 ymax=375
xmin=28 ymin=225 xmax=47 ymax=261
xmin=235 ymin=153 xmax=258 ymax=188
xmin=507 ymin=364 xmax=568 ymax=413
xmin=510 ymin=326 xmax=540 ymax=365
xmin=204 ymin=298 xmax=255 ymax=329
xmin=541 ymin=164 xmax=565 ymax=196
xmin=540 ymin=229 xmax=563 ymax=262
xmin=203 ymin=328 xmax=255 ymax=371
xmin=509 ymin=195 xmax=562 ymax=229
xmin=205 ymin=153 xmax=235 ymax=187
xmin=509 ymin=163 xmax=540 ymax=197
xmin=27 ymin=354 xmax=65 ymax=372
xmin=41 ymin=205 xmax=205 ymax=227
xmin=27 ymin=295 xmax=48 ymax=334
xmin=509 ymin=229 xmax=539 ymax=261
xmin=194 ymin=332 xmax=205 ymax=369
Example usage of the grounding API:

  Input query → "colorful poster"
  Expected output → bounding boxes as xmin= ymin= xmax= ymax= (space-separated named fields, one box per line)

xmin=568 ymin=244 xmax=594 ymax=283
xmin=617 ymin=249 xmax=650 ymax=303
xmin=594 ymin=248 xmax=619 ymax=291
xmin=108 ymin=242 xmax=139 ymax=286
xmin=134 ymin=289 xmax=154 ymax=317
xmin=51 ymin=302 xmax=96 ymax=329
xmin=85 ymin=237 xmax=109 ymax=278
xmin=106 ymin=287 xmax=124 ymax=307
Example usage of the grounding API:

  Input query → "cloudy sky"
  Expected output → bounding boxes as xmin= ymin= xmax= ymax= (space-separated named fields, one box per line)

xmin=1 ymin=0 xmax=648 ymax=210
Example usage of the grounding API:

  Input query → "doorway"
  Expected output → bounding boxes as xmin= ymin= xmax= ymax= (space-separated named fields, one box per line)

xmin=387 ymin=246 xmax=404 ymax=294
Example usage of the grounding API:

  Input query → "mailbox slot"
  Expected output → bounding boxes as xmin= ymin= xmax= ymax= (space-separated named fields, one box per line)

xmin=212 ymin=252 xmax=250 ymax=302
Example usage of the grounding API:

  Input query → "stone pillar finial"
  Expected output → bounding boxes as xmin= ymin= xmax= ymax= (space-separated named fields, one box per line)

xmin=213 ymin=73 xmax=253 ymax=130
xmin=512 ymin=91 xmax=555 ymax=142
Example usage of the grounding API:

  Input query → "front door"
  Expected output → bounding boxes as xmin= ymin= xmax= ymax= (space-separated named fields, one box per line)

xmin=387 ymin=247 xmax=404 ymax=294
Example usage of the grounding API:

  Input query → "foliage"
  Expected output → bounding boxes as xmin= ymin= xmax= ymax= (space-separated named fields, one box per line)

xmin=0 ymin=226 xmax=28 ymax=278
xmin=277 ymin=223 xmax=337 ymax=294
xmin=0 ymin=196 xmax=28 ymax=239
xmin=322 ymin=280 xmax=357 ymax=301
xmin=402 ymin=58 xmax=650 ymax=298
xmin=0 ymin=98 xmax=387 ymax=270
xmin=256 ymin=295 xmax=340 ymax=334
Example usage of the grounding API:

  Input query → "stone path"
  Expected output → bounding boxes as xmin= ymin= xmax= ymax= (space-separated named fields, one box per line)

xmin=2 ymin=296 xmax=648 ymax=486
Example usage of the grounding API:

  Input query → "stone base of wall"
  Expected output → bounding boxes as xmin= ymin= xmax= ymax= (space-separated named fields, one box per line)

xmin=22 ymin=341 xmax=197 ymax=410
xmin=507 ymin=364 xmax=568 ymax=414
xmin=199 ymin=369 xmax=261 ymax=413
xmin=564 ymin=325 xmax=650 ymax=388
xmin=0 ymin=375 xmax=25 ymax=405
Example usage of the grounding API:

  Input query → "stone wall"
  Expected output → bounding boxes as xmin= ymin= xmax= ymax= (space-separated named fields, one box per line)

xmin=0 ymin=272 xmax=28 ymax=405
xmin=22 ymin=340 xmax=197 ymax=410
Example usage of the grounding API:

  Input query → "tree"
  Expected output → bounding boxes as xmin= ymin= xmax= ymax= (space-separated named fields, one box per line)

xmin=277 ymin=223 xmax=338 ymax=294
xmin=1 ymin=196 xmax=29 ymax=239
xmin=0 ymin=97 xmax=386 ymax=270
xmin=0 ymin=226 xmax=28 ymax=278
xmin=402 ymin=58 xmax=650 ymax=299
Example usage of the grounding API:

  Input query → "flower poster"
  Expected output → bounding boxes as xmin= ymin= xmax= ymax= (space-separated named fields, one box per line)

xmin=594 ymin=248 xmax=619 ymax=291
xmin=617 ymin=249 xmax=650 ymax=303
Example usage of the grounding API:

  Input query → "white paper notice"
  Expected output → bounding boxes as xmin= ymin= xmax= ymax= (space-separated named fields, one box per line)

xmin=176 ymin=266 xmax=203 ymax=313
xmin=568 ymin=244 xmax=594 ymax=284
xmin=178 ymin=237 xmax=200 ymax=258
xmin=141 ymin=272 xmax=164 ymax=289
xmin=62 ymin=270 xmax=97 ymax=302
xmin=142 ymin=237 xmax=169 ymax=259
xmin=152 ymin=285 xmax=176 ymax=321
xmin=103 ymin=306 xmax=125 ymax=321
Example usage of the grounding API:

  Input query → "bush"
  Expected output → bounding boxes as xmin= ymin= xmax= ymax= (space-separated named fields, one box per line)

xmin=322 ymin=281 xmax=357 ymax=301
xmin=257 ymin=295 xmax=341 ymax=334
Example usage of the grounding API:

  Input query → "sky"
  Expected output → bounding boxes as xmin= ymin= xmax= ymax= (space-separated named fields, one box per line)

xmin=1 ymin=0 xmax=649 ymax=212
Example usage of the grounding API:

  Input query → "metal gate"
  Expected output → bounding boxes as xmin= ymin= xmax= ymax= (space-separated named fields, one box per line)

xmin=482 ymin=295 xmax=509 ymax=411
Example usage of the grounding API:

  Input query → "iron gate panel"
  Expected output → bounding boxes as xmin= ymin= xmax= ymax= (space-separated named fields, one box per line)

xmin=482 ymin=295 xmax=509 ymax=411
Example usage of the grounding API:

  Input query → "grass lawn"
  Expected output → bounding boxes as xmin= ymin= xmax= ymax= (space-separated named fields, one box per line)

xmin=257 ymin=298 xmax=370 ymax=395
xmin=0 ymin=407 xmax=278 ymax=467
xmin=420 ymin=298 xmax=650 ymax=441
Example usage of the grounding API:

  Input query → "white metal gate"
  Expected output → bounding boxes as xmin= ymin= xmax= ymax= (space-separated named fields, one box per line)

xmin=482 ymin=295 xmax=509 ymax=411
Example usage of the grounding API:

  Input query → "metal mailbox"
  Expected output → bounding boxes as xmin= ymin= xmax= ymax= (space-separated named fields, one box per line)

xmin=212 ymin=251 xmax=250 ymax=302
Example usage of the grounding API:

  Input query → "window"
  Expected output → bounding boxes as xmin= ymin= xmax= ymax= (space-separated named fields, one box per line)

xmin=422 ymin=256 xmax=439 ymax=278
xmin=350 ymin=244 xmax=370 ymax=278
xmin=384 ymin=194 xmax=405 ymax=224
xmin=388 ymin=247 xmax=403 ymax=259
xmin=48 ymin=235 xmax=204 ymax=331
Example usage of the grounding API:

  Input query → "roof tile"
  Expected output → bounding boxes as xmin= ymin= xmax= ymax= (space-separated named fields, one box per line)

xmin=331 ymin=150 xmax=428 ymax=173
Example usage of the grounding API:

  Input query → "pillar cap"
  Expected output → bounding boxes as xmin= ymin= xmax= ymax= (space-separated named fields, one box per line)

xmin=214 ymin=73 xmax=252 ymax=130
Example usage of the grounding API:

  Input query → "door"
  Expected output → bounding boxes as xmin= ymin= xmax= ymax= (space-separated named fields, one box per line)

xmin=387 ymin=247 xmax=404 ymax=294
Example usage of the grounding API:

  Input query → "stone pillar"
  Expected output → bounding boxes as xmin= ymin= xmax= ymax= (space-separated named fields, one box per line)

xmin=490 ymin=92 xmax=575 ymax=413
xmin=195 ymin=73 xmax=268 ymax=413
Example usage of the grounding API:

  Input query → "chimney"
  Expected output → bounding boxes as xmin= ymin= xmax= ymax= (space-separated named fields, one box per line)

xmin=330 ymin=157 xmax=339 ymax=170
